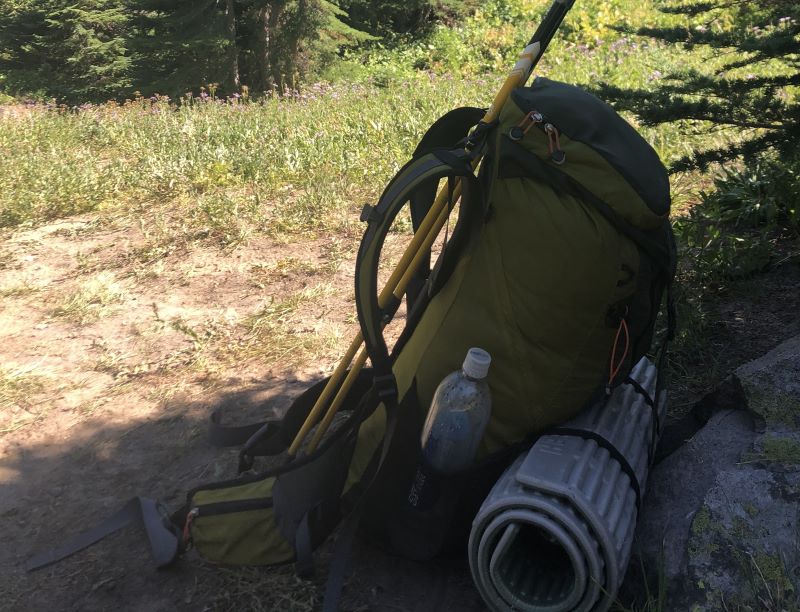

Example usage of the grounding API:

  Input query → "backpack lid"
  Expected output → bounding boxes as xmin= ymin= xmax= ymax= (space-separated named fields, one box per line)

xmin=512 ymin=78 xmax=670 ymax=219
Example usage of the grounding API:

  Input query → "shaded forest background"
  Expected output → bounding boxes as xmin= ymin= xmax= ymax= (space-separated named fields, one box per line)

xmin=0 ymin=0 xmax=480 ymax=102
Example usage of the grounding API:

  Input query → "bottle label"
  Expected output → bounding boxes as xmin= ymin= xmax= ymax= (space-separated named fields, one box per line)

xmin=406 ymin=462 xmax=440 ymax=511
xmin=407 ymin=466 xmax=426 ymax=508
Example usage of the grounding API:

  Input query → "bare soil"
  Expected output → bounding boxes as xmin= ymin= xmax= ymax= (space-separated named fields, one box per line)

xmin=2 ymin=213 xmax=798 ymax=612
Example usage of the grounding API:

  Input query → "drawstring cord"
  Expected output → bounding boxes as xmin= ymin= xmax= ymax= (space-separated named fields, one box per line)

xmin=183 ymin=508 xmax=198 ymax=548
xmin=545 ymin=124 xmax=566 ymax=164
xmin=607 ymin=317 xmax=630 ymax=394
xmin=509 ymin=111 xmax=544 ymax=141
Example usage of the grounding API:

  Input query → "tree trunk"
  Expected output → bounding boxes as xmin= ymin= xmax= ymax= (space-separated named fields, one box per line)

xmin=253 ymin=1 xmax=290 ymax=94
xmin=224 ymin=0 xmax=240 ymax=92
xmin=289 ymin=0 xmax=308 ymax=88
xmin=267 ymin=1 xmax=286 ymax=92
xmin=255 ymin=4 xmax=271 ymax=93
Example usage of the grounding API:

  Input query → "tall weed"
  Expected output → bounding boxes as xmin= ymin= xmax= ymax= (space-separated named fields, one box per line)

xmin=0 ymin=78 xmax=481 ymax=233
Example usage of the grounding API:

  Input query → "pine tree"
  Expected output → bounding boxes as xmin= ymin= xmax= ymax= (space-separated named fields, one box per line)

xmin=133 ymin=0 xmax=372 ymax=97
xmin=131 ymin=0 xmax=239 ymax=97
xmin=0 ymin=0 xmax=378 ymax=101
xmin=0 ymin=0 xmax=131 ymax=102
xmin=339 ymin=0 xmax=478 ymax=39
xmin=596 ymin=1 xmax=799 ymax=171
xmin=243 ymin=0 xmax=373 ymax=94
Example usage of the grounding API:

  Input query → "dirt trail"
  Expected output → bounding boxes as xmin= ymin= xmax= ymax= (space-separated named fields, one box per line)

xmin=0 ymin=211 xmax=448 ymax=612
xmin=0 ymin=214 xmax=359 ymax=610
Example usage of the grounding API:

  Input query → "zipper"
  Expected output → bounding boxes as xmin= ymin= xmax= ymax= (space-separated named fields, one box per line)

xmin=183 ymin=497 xmax=273 ymax=548
xmin=544 ymin=123 xmax=566 ymax=165
xmin=191 ymin=497 xmax=273 ymax=518
xmin=508 ymin=110 xmax=544 ymax=142
xmin=508 ymin=109 xmax=566 ymax=165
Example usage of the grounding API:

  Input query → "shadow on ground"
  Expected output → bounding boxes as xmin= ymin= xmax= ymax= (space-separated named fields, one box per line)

xmin=4 ymin=260 xmax=800 ymax=612
xmin=1 ymin=377 xmax=320 ymax=611
xmin=1 ymin=375 xmax=486 ymax=612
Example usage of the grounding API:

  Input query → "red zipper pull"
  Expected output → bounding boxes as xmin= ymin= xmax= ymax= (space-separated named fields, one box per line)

xmin=183 ymin=507 xmax=199 ymax=548
xmin=509 ymin=110 xmax=544 ymax=141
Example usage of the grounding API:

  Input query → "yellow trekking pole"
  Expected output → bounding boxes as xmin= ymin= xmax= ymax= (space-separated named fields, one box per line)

xmin=289 ymin=0 xmax=576 ymax=457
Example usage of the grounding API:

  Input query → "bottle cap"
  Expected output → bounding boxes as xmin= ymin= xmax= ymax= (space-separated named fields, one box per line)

xmin=463 ymin=347 xmax=491 ymax=379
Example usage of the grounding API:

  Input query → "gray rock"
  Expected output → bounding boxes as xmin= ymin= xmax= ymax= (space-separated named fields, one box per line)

xmin=737 ymin=334 xmax=800 ymax=402
xmin=636 ymin=408 xmax=758 ymax=583
xmin=630 ymin=334 xmax=800 ymax=610
xmin=687 ymin=468 xmax=800 ymax=610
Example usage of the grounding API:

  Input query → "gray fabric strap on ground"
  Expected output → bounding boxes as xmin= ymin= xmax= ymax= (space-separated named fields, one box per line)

xmin=26 ymin=496 xmax=180 ymax=572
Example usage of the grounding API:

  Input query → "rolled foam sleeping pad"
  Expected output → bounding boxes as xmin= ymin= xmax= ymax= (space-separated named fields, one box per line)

xmin=468 ymin=358 xmax=665 ymax=612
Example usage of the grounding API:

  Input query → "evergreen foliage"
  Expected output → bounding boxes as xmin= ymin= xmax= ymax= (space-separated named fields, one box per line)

xmin=596 ymin=1 xmax=799 ymax=171
xmin=340 ymin=0 xmax=478 ymax=38
xmin=0 ymin=0 xmax=131 ymax=102
xmin=0 ymin=0 xmax=377 ymax=101
xmin=132 ymin=0 xmax=237 ymax=97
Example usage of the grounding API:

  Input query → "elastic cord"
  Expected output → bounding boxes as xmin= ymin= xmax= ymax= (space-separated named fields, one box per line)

xmin=608 ymin=318 xmax=630 ymax=387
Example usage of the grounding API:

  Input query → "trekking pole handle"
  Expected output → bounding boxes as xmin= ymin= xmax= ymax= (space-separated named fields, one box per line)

xmin=526 ymin=0 xmax=576 ymax=81
xmin=484 ymin=0 xmax=576 ymax=122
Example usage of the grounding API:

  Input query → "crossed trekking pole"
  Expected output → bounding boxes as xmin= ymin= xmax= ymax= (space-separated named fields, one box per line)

xmin=289 ymin=0 xmax=577 ymax=457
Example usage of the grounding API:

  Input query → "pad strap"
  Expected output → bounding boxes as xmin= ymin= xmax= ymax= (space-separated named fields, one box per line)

xmin=547 ymin=427 xmax=643 ymax=513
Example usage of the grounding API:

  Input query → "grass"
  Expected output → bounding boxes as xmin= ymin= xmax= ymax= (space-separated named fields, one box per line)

xmin=0 ymin=0 xmax=750 ymax=239
xmin=0 ymin=365 xmax=47 ymax=435
xmin=51 ymin=271 xmax=125 ymax=324
xmin=0 ymin=365 xmax=44 ymax=411
xmin=241 ymin=284 xmax=343 ymax=367
xmin=0 ymin=279 xmax=38 ymax=298
xmin=0 ymin=79 xmax=481 ymax=237
xmin=187 ymin=564 xmax=319 ymax=612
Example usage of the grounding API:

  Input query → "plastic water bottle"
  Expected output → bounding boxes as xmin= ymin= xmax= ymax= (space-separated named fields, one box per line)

xmin=407 ymin=348 xmax=492 ymax=511
xmin=421 ymin=347 xmax=492 ymax=474
xmin=394 ymin=348 xmax=492 ymax=559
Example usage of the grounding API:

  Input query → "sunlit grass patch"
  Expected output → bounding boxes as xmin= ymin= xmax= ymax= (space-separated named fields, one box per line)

xmin=51 ymin=271 xmax=126 ymax=324
xmin=0 ymin=21 xmax=747 ymax=244
xmin=238 ymin=284 xmax=344 ymax=367
xmin=0 ymin=279 xmax=39 ymax=298
xmin=0 ymin=365 xmax=48 ymax=435
xmin=0 ymin=77 xmax=479 ymax=237
xmin=0 ymin=365 xmax=45 ymax=411
xmin=249 ymin=257 xmax=322 ymax=289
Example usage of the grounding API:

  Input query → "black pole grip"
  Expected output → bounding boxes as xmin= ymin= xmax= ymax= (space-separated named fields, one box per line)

xmin=525 ymin=0 xmax=576 ymax=80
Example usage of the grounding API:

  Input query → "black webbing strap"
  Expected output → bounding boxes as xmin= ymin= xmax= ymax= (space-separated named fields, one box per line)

xmin=547 ymin=427 xmax=643 ymax=513
xmin=26 ymin=497 xmax=181 ymax=572
xmin=208 ymin=410 xmax=275 ymax=448
xmin=625 ymin=376 xmax=655 ymax=407
xmin=626 ymin=370 xmax=660 ymax=468
xmin=322 ymin=503 xmax=363 ymax=612
xmin=406 ymin=106 xmax=485 ymax=313
xmin=294 ymin=510 xmax=315 ymax=579
xmin=322 ymin=393 xmax=401 ymax=612
xmin=649 ymin=277 xmax=677 ymax=465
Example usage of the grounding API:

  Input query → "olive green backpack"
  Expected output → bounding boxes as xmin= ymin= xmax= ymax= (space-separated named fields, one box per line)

xmin=27 ymin=78 xmax=676 ymax=609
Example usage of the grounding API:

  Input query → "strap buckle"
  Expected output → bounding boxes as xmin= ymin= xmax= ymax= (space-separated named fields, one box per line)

xmin=237 ymin=450 xmax=255 ymax=474
xmin=372 ymin=372 xmax=398 ymax=402
xmin=359 ymin=203 xmax=382 ymax=224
